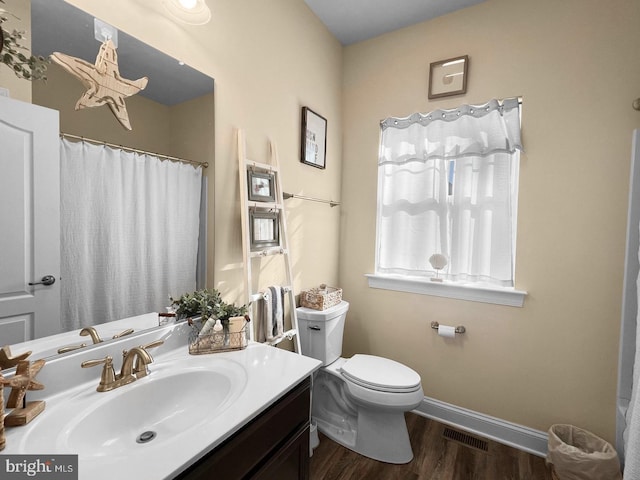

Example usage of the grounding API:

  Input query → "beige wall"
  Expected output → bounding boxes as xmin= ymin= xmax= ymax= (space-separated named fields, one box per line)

xmin=341 ymin=0 xmax=640 ymax=442
xmin=63 ymin=1 xmax=343 ymax=326
xmin=168 ymin=93 xmax=214 ymax=164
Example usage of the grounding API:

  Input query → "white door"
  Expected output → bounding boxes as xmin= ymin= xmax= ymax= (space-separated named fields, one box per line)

xmin=0 ymin=96 xmax=60 ymax=345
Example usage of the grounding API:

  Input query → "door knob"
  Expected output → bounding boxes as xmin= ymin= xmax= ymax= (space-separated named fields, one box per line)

xmin=28 ymin=275 xmax=56 ymax=286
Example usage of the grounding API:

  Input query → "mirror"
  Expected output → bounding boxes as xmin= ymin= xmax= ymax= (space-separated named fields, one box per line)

xmin=1 ymin=0 xmax=214 ymax=369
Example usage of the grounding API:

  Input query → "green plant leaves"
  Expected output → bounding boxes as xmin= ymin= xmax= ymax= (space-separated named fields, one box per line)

xmin=0 ymin=13 xmax=48 ymax=81
xmin=170 ymin=289 xmax=248 ymax=324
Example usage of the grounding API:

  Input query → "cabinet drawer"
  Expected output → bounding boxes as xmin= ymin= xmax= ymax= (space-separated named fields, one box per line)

xmin=252 ymin=424 xmax=310 ymax=480
xmin=175 ymin=376 xmax=311 ymax=479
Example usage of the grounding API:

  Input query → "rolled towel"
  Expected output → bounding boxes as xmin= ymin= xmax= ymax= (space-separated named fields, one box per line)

xmin=269 ymin=286 xmax=285 ymax=340
xmin=256 ymin=289 xmax=269 ymax=343
xmin=256 ymin=286 xmax=285 ymax=343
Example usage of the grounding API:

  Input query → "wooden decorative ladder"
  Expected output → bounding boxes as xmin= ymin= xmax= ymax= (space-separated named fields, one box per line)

xmin=237 ymin=129 xmax=301 ymax=353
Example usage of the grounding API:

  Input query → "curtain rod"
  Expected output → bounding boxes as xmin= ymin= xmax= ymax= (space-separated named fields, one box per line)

xmin=283 ymin=192 xmax=341 ymax=207
xmin=60 ymin=132 xmax=209 ymax=169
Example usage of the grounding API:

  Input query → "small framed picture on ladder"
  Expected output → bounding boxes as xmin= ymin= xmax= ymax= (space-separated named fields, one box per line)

xmin=249 ymin=209 xmax=280 ymax=250
xmin=247 ymin=170 xmax=276 ymax=202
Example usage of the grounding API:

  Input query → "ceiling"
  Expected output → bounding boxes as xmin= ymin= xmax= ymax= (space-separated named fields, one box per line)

xmin=304 ymin=0 xmax=487 ymax=45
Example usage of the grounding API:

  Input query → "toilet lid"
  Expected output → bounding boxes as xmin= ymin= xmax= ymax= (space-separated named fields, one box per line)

xmin=340 ymin=354 xmax=421 ymax=393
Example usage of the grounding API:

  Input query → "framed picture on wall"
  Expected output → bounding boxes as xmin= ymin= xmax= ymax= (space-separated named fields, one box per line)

xmin=249 ymin=209 xmax=280 ymax=250
xmin=301 ymin=106 xmax=327 ymax=169
xmin=428 ymin=55 xmax=469 ymax=99
xmin=247 ymin=170 xmax=276 ymax=202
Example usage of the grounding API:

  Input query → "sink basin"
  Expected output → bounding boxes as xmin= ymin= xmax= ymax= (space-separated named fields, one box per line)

xmin=20 ymin=358 xmax=247 ymax=458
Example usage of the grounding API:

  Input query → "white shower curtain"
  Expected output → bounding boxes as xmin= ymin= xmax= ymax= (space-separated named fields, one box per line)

xmin=60 ymin=139 xmax=203 ymax=330
xmin=625 ymin=230 xmax=640 ymax=477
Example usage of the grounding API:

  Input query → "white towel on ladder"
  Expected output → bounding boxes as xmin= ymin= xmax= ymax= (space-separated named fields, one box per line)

xmin=257 ymin=286 xmax=284 ymax=343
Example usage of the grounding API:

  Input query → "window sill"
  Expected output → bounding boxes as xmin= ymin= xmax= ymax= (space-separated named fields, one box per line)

xmin=365 ymin=274 xmax=527 ymax=307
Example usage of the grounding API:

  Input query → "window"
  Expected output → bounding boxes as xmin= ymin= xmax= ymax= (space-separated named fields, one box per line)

xmin=370 ymin=98 xmax=525 ymax=305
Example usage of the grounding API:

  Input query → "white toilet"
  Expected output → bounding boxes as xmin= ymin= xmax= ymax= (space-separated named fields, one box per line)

xmin=297 ymin=300 xmax=424 ymax=464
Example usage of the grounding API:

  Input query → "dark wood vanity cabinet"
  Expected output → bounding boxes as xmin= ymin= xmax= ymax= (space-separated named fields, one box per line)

xmin=175 ymin=377 xmax=311 ymax=480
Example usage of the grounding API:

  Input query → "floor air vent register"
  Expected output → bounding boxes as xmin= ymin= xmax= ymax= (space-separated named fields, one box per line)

xmin=442 ymin=427 xmax=489 ymax=452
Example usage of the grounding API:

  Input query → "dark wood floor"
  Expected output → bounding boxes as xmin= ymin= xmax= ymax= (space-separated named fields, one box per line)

xmin=310 ymin=413 xmax=553 ymax=480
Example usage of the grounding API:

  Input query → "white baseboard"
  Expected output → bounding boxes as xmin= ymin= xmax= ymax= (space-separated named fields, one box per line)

xmin=413 ymin=396 xmax=549 ymax=458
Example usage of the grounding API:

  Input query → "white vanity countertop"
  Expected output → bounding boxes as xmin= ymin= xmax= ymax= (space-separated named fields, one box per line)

xmin=3 ymin=323 xmax=321 ymax=480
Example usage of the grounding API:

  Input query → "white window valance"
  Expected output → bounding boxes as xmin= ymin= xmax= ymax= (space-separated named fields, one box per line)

xmin=379 ymin=97 xmax=522 ymax=165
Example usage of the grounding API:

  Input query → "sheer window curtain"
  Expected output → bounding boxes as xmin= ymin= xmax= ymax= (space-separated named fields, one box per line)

xmin=376 ymin=98 xmax=522 ymax=287
xmin=60 ymin=139 xmax=203 ymax=331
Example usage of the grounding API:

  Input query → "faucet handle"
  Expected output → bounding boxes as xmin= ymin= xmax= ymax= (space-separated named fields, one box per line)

xmin=121 ymin=340 xmax=164 ymax=359
xmin=57 ymin=343 xmax=87 ymax=354
xmin=141 ymin=339 xmax=164 ymax=351
xmin=112 ymin=328 xmax=134 ymax=339
xmin=81 ymin=356 xmax=116 ymax=392
xmin=81 ymin=356 xmax=111 ymax=369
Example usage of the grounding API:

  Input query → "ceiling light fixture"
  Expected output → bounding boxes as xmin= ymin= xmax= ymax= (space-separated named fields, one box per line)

xmin=179 ymin=0 xmax=198 ymax=9
xmin=163 ymin=0 xmax=211 ymax=25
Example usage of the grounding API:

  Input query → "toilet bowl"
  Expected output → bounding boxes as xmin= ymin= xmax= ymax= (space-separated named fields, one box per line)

xmin=297 ymin=301 xmax=424 ymax=464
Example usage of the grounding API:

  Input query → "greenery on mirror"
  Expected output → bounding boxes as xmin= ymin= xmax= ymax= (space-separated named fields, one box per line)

xmin=170 ymin=289 xmax=248 ymax=325
xmin=0 ymin=0 xmax=48 ymax=81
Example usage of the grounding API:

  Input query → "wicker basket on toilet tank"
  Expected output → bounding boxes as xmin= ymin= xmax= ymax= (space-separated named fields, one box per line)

xmin=300 ymin=285 xmax=342 ymax=311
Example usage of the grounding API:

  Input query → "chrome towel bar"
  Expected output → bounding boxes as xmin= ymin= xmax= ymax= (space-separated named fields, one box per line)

xmin=283 ymin=192 xmax=341 ymax=207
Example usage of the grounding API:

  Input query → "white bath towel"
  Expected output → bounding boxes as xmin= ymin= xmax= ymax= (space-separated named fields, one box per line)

xmin=256 ymin=286 xmax=285 ymax=343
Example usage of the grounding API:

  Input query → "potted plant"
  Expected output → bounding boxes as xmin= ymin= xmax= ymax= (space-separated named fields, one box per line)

xmin=0 ymin=0 xmax=48 ymax=81
xmin=170 ymin=288 xmax=248 ymax=326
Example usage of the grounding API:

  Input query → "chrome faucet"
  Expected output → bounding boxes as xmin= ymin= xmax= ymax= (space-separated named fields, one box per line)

xmin=81 ymin=340 xmax=164 ymax=392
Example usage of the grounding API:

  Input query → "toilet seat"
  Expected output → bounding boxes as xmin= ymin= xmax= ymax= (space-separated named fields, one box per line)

xmin=340 ymin=354 xmax=422 ymax=393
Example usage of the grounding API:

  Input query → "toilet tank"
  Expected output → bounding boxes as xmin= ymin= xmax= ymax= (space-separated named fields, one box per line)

xmin=296 ymin=300 xmax=349 ymax=366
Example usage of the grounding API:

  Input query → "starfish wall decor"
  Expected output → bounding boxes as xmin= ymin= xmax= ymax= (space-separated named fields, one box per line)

xmin=50 ymin=39 xmax=149 ymax=131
